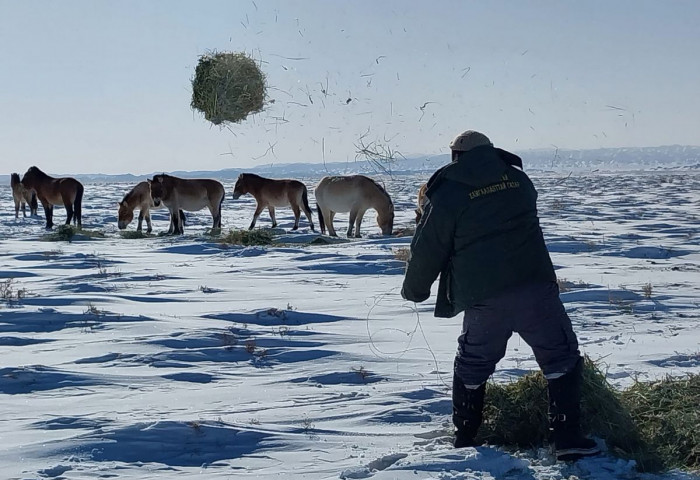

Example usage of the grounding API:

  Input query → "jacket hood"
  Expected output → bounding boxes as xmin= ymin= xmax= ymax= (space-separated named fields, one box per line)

xmin=439 ymin=145 xmax=510 ymax=188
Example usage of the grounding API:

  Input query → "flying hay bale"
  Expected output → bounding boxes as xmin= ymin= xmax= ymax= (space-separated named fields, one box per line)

xmin=191 ymin=51 xmax=267 ymax=125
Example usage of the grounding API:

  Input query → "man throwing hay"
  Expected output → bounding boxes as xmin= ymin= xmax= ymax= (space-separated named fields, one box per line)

xmin=401 ymin=130 xmax=600 ymax=461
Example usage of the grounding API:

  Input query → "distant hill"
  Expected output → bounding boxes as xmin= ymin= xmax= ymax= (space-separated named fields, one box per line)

xmin=3 ymin=145 xmax=699 ymax=184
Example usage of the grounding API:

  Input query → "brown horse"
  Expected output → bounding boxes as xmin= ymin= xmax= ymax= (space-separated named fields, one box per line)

xmin=232 ymin=173 xmax=314 ymax=231
xmin=148 ymin=174 xmax=224 ymax=235
xmin=315 ymin=175 xmax=394 ymax=237
xmin=117 ymin=181 xmax=185 ymax=234
xmin=10 ymin=173 xmax=38 ymax=218
xmin=415 ymin=182 xmax=428 ymax=224
xmin=21 ymin=166 xmax=83 ymax=229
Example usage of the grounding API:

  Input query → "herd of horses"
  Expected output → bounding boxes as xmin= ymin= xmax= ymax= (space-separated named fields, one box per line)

xmin=9 ymin=166 xmax=427 ymax=237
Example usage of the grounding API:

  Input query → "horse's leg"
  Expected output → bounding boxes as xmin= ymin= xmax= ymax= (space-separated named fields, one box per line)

xmin=268 ymin=206 xmax=277 ymax=228
xmin=249 ymin=204 xmax=265 ymax=230
xmin=64 ymin=200 xmax=74 ymax=226
xmin=75 ymin=187 xmax=83 ymax=228
xmin=326 ymin=210 xmax=338 ymax=237
xmin=145 ymin=209 xmax=152 ymax=234
xmin=291 ymin=203 xmax=301 ymax=230
xmin=21 ymin=201 xmax=27 ymax=217
xmin=41 ymin=199 xmax=53 ymax=229
xmin=136 ymin=209 xmax=145 ymax=232
xmin=302 ymin=203 xmax=314 ymax=231
xmin=174 ymin=207 xmax=185 ymax=234
xmin=354 ymin=209 xmax=367 ymax=238
xmin=207 ymin=203 xmax=221 ymax=231
xmin=347 ymin=207 xmax=360 ymax=237
xmin=14 ymin=199 xmax=20 ymax=219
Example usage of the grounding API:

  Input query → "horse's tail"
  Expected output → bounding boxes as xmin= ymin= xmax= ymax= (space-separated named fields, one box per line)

xmin=302 ymin=187 xmax=312 ymax=216
xmin=10 ymin=173 xmax=20 ymax=187
xmin=74 ymin=182 xmax=84 ymax=227
xmin=217 ymin=191 xmax=224 ymax=229
xmin=316 ymin=203 xmax=325 ymax=233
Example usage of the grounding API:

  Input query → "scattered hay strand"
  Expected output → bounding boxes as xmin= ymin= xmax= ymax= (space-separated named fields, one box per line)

xmin=191 ymin=51 xmax=267 ymax=125
xmin=477 ymin=357 xmax=699 ymax=472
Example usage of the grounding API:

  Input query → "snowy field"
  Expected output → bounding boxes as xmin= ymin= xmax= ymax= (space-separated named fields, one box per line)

xmin=1 ymin=171 xmax=699 ymax=480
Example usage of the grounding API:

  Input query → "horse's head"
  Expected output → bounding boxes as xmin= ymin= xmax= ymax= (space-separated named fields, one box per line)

xmin=377 ymin=204 xmax=395 ymax=236
xmin=21 ymin=166 xmax=40 ymax=188
xmin=117 ymin=200 xmax=134 ymax=229
xmin=148 ymin=177 xmax=164 ymax=207
xmin=232 ymin=174 xmax=249 ymax=199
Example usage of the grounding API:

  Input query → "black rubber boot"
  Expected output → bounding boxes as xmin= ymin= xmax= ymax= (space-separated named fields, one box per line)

xmin=452 ymin=375 xmax=485 ymax=448
xmin=547 ymin=358 xmax=601 ymax=461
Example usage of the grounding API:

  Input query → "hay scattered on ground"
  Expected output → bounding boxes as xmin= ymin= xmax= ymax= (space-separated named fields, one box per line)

xmin=219 ymin=229 xmax=273 ymax=246
xmin=41 ymin=225 xmax=104 ymax=242
xmin=120 ymin=231 xmax=149 ymax=239
xmin=622 ymin=374 xmax=700 ymax=470
xmin=478 ymin=357 xmax=698 ymax=472
xmin=191 ymin=51 xmax=267 ymax=125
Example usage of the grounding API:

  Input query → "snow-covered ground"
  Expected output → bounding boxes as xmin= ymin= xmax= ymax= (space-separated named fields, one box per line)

xmin=1 ymin=171 xmax=699 ymax=479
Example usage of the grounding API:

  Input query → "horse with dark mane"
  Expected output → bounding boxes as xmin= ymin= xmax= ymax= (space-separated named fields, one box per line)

xmin=118 ymin=181 xmax=185 ymax=234
xmin=232 ymin=173 xmax=314 ymax=231
xmin=315 ymin=175 xmax=394 ymax=237
xmin=10 ymin=173 xmax=38 ymax=218
xmin=21 ymin=166 xmax=83 ymax=229
xmin=148 ymin=174 xmax=224 ymax=235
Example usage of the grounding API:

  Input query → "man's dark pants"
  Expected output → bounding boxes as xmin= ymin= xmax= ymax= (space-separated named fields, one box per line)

xmin=454 ymin=281 xmax=581 ymax=387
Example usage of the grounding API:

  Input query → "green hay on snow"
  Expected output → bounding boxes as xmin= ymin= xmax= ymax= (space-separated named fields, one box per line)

xmin=476 ymin=357 xmax=700 ymax=472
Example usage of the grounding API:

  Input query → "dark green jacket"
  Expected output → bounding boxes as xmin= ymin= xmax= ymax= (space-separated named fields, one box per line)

xmin=401 ymin=145 xmax=556 ymax=317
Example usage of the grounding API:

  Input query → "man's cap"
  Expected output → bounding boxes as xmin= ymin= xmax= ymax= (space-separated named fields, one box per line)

xmin=449 ymin=130 xmax=493 ymax=152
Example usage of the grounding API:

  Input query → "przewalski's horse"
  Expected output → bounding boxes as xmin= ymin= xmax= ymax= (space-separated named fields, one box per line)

xmin=232 ymin=173 xmax=314 ymax=231
xmin=117 ymin=181 xmax=185 ymax=234
xmin=148 ymin=174 xmax=224 ymax=235
xmin=415 ymin=182 xmax=428 ymax=224
xmin=10 ymin=173 xmax=38 ymax=218
xmin=315 ymin=175 xmax=394 ymax=237
xmin=21 ymin=166 xmax=83 ymax=229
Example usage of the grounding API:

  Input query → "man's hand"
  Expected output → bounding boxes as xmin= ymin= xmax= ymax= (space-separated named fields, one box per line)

xmin=401 ymin=285 xmax=430 ymax=303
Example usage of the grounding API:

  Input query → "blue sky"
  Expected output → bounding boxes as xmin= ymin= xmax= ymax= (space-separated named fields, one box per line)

xmin=1 ymin=0 xmax=699 ymax=174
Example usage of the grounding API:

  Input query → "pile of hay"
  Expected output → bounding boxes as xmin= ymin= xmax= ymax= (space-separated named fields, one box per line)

xmin=120 ymin=230 xmax=148 ymax=239
xmin=477 ymin=357 xmax=699 ymax=472
xmin=41 ymin=225 xmax=105 ymax=242
xmin=191 ymin=51 xmax=267 ymax=125
xmin=622 ymin=374 xmax=700 ymax=470
xmin=219 ymin=229 xmax=273 ymax=246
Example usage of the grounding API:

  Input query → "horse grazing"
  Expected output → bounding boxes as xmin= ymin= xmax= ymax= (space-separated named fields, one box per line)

xmin=232 ymin=173 xmax=314 ymax=231
xmin=148 ymin=174 xmax=224 ymax=234
xmin=315 ymin=175 xmax=394 ymax=237
xmin=21 ymin=166 xmax=83 ymax=229
xmin=117 ymin=181 xmax=185 ymax=234
xmin=415 ymin=182 xmax=428 ymax=224
xmin=10 ymin=173 xmax=38 ymax=218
